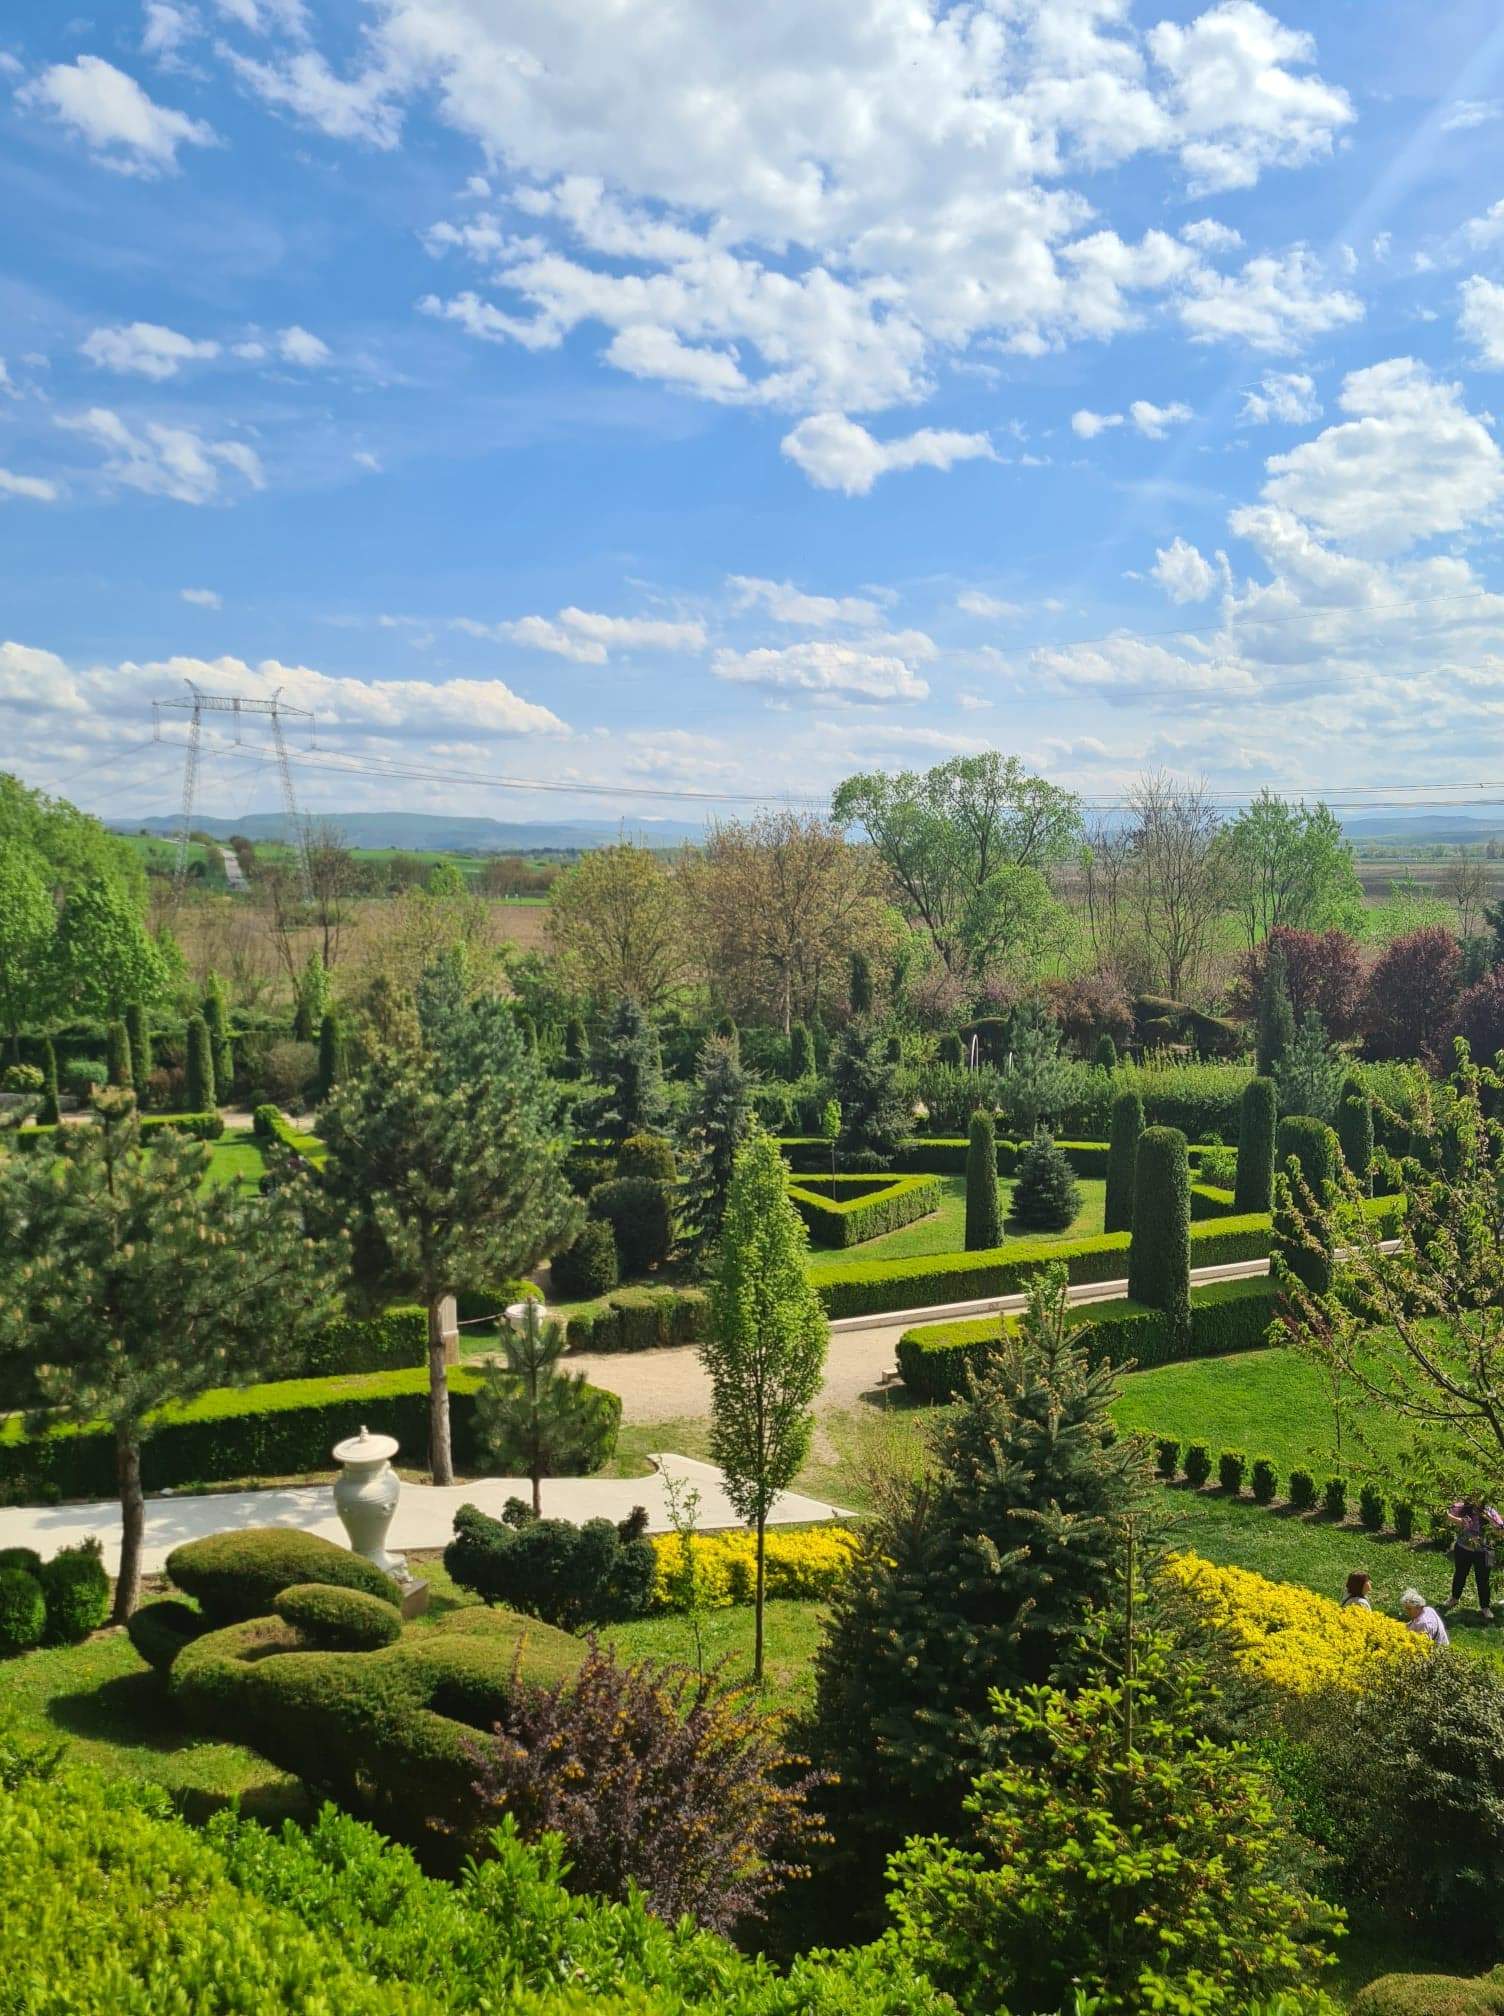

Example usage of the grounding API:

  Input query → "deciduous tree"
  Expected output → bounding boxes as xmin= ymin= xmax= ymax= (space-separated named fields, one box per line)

xmin=1218 ymin=789 xmax=1362 ymax=949
xmin=1125 ymin=771 xmax=1222 ymax=1000
xmin=1362 ymin=926 xmax=1462 ymax=1062
xmin=548 ymin=843 xmax=683 ymax=1009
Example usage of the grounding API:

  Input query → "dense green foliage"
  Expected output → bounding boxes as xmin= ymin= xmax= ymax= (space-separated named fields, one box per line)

xmin=1274 ymin=1115 xmax=1337 ymax=1297
xmin=787 ymin=1172 xmax=941 ymax=1248
xmin=166 ymin=1527 xmax=403 ymax=1623
xmin=272 ymin=1581 xmax=405 ymax=1650
xmin=1236 ymin=1075 xmax=1278 ymax=1214
xmin=829 ymin=1020 xmax=906 ymax=1163
xmin=587 ymin=1173 xmax=674 ymax=1273
xmin=551 ymin=1217 xmax=619 ymax=1298
xmin=106 ymin=1017 xmax=132 ymax=1091
xmin=445 ymin=1500 xmax=655 ymax=1628
xmin=589 ymin=997 xmax=667 ymax=1149
xmin=1276 ymin=1011 xmax=1344 ymax=1123
xmin=564 ymin=1282 xmax=708 ymax=1351
xmin=1126 ymin=1125 xmax=1191 ymax=1345
xmin=203 ymin=973 xmax=234 ymax=1096
xmin=185 ymin=1011 xmax=216 ymax=1111
xmin=964 ymin=1109 xmax=1000 ymax=1250
xmin=680 ymin=1034 xmax=753 ymax=1256
xmin=1010 ymin=1131 xmax=1081 ymax=1232
xmin=1257 ymin=944 xmax=1296 ymax=1077
xmin=1103 ymin=1087 xmax=1142 ymax=1234
xmin=1336 ymin=1075 xmax=1374 ymax=1188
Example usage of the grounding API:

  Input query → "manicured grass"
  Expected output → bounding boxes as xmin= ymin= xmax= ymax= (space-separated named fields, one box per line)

xmin=807 ymin=1174 xmax=1106 ymax=1269
xmin=200 ymin=1138 xmax=269 ymax=1191
xmin=603 ymin=1599 xmax=826 ymax=1718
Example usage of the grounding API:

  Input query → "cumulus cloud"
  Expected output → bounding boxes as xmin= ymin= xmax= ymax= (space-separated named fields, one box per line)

xmin=56 ymin=407 xmax=265 ymax=504
xmin=1460 ymin=276 xmax=1504 ymax=368
xmin=0 ymin=470 xmax=61 ymax=503
xmin=727 ymin=576 xmax=883 ymax=628
xmin=1072 ymin=409 xmax=1123 ymax=439
xmin=81 ymin=321 xmax=220 ymax=379
xmin=956 ymin=590 xmax=1022 ymax=620
xmin=141 ymin=3 xmax=200 ymax=63
xmin=180 ymin=586 xmax=222 ymax=607
xmin=779 ymin=412 xmax=993 ymax=494
xmin=464 ymin=607 xmax=707 ymax=663
xmin=277 ymin=324 xmax=332 ymax=365
xmin=19 ymin=56 xmax=217 ymax=174
xmin=1152 ymin=537 xmax=1220 ymax=603
xmin=1130 ymin=398 xmax=1193 ymax=438
xmin=712 ymin=639 xmax=928 ymax=702
xmin=1178 ymin=246 xmax=1362 ymax=350
xmin=1180 ymin=218 xmax=1243 ymax=253
xmin=1239 ymin=369 xmax=1320 ymax=424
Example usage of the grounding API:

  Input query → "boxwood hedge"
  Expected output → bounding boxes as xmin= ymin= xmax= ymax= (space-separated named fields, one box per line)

xmin=785 ymin=1172 xmax=941 ymax=1248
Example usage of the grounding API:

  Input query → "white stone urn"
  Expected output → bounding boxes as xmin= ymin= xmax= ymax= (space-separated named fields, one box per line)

xmin=331 ymin=1425 xmax=405 ymax=1579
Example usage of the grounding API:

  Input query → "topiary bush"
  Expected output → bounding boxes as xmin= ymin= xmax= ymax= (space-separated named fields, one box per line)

xmin=444 ymin=1500 xmax=654 ymax=1630
xmin=1252 ymin=1458 xmax=1278 ymax=1505
xmin=127 ymin=1597 xmax=206 ymax=1673
xmin=1217 ymin=1451 xmax=1246 ymax=1496
xmin=1094 ymin=1033 xmax=1118 ymax=1071
xmin=1155 ymin=1438 xmax=1179 ymax=1479
xmin=185 ymin=1012 xmax=216 ymax=1111
xmin=1010 ymin=1132 xmax=1080 ymax=1233
xmin=616 ymin=1132 xmax=678 ymax=1185
xmin=165 ymin=1528 xmax=402 ymax=1625
xmin=1395 ymin=1501 xmax=1416 ymax=1542
xmin=1103 ymin=1088 xmax=1143 ymax=1234
xmin=1275 ymin=1114 xmax=1338 ymax=1297
xmin=1234 ymin=1076 xmax=1277 ymax=1215
xmin=107 ymin=1017 xmax=133 ymax=1091
xmin=39 ymin=1538 xmax=109 ymax=1642
xmin=937 ymin=1032 xmax=964 ymax=1069
xmin=0 ymin=1564 xmax=47 ymax=1653
xmin=1323 ymin=1476 xmax=1348 ymax=1522
xmin=1351 ymin=1968 xmax=1504 ymax=2016
xmin=1338 ymin=1079 xmax=1375 ymax=1192
xmin=273 ymin=1581 xmax=404 ymax=1650
xmin=1183 ymin=1444 xmax=1212 ymax=1489
xmin=0 ymin=1546 xmax=42 ymax=1576
xmin=1289 ymin=1469 xmax=1316 ymax=1510
xmin=964 ymin=1109 xmax=1001 ymax=1251
xmin=551 ymin=1217 xmax=619 ymax=1299
xmin=1127 ymin=1125 xmax=1191 ymax=1346
xmin=1359 ymin=1483 xmax=1386 ymax=1532
xmin=588 ymin=1175 xmax=673 ymax=1275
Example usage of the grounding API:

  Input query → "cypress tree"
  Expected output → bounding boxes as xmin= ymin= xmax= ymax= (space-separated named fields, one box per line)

xmin=938 ymin=1031 xmax=964 ymax=1069
xmin=1127 ymin=1126 xmax=1190 ymax=1346
xmin=564 ymin=1013 xmax=588 ymax=1067
xmin=126 ymin=1003 xmax=152 ymax=1091
xmin=1275 ymin=1115 xmax=1337 ymax=1296
xmin=1234 ymin=1076 xmax=1278 ymax=1215
xmin=293 ymin=952 xmax=330 ymax=1043
xmin=315 ymin=1010 xmax=345 ymax=1103
xmin=1103 ymin=1088 xmax=1143 ymax=1235
xmin=713 ymin=1013 xmax=739 ymax=1054
xmin=1256 ymin=945 xmax=1295 ymax=1077
xmin=1094 ymin=1032 xmax=1118 ymax=1071
xmin=964 ymin=1109 xmax=1000 ymax=1250
xmin=788 ymin=1022 xmax=813 ymax=1080
xmin=202 ymin=976 xmax=233 ymax=1098
xmin=107 ymin=1017 xmax=133 ymax=1091
xmin=37 ymin=1038 xmax=60 ymax=1126
xmin=849 ymin=951 xmax=874 ymax=1017
xmin=1336 ymin=1073 xmax=1373 ymax=1192
xmin=185 ymin=1013 xmax=216 ymax=1111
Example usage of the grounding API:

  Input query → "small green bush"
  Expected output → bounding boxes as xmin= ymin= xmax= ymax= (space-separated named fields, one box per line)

xmin=273 ymin=1581 xmax=404 ymax=1650
xmin=0 ymin=1546 xmax=42 ymax=1576
xmin=0 ymin=1565 xmax=46 ymax=1653
xmin=1289 ymin=1470 xmax=1316 ymax=1510
xmin=1 ymin=1062 xmax=43 ymax=1094
xmin=616 ymin=1132 xmax=678 ymax=1184
xmin=1155 ymin=1438 xmax=1179 ymax=1480
xmin=1323 ymin=1477 xmax=1348 ymax=1522
xmin=126 ymin=1598 xmax=206 ymax=1673
xmin=1395 ymin=1501 xmax=1416 ymax=1541
xmin=39 ymin=1539 xmax=109 ymax=1642
xmin=1359 ymin=1483 xmax=1385 ymax=1532
xmin=1094 ymin=1033 xmax=1118 ymax=1071
xmin=1351 ymin=1968 xmax=1504 ymax=2016
xmin=1010 ymin=1132 xmax=1080 ymax=1232
xmin=588 ymin=1175 xmax=673 ymax=1275
xmin=1217 ymin=1450 xmax=1246 ymax=1496
xmin=1252 ymin=1459 xmax=1278 ymax=1505
xmin=166 ymin=1528 xmax=402 ymax=1625
xmin=63 ymin=1057 xmax=107 ymax=1098
xmin=445 ymin=1500 xmax=654 ymax=1631
xmin=1183 ymin=1444 xmax=1212 ymax=1489
xmin=551 ymin=1218 xmax=619 ymax=1299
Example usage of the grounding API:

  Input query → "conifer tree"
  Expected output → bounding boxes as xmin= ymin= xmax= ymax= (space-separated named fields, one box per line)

xmin=1336 ymin=1073 xmax=1373 ymax=1191
xmin=681 ymin=1035 xmax=752 ymax=1257
xmin=125 ymin=1002 xmax=151 ymax=1092
xmin=107 ymin=1017 xmax=133 ymax=1091
xmin=293 ymin=951 xmax=330 ymax=1043
xmin=1094 ymin=1031 xmax=1118 ymax=1071
xmin=1234 ymin=1075 xmax=1278 ymax=1214
xmin=964 ymin=1109 xmax=1000 ymax=1250
xmin=202 ymin=974 xmax=233 ymax=1099
xmin=37 ymin=1038 xmax=60 ymax=1126
xmin=830 ymin=1021 xmax=906 ymax=1162
xmin=1011 ymin=1131 xmax=1080 ymax=1231
xmin=589 ymin=997 xmax=666 ymax=1152
xmin=849 ymin=950 xmax=874 ymax=1017
xmin=475 ymin=1299 xmax=598 ymax=1516
xmin=185 ymin=1013 xmax=215 ymax=1111
xmin=1275 ymin=1010 xmax=1343 ymax=1123
xmin=788 ymin=1021 xmax=813 ymax=1080
xmin=937 ymin=1032 xmax=964 ymax=1068
xmin=1274 ymin=1115 xmax=1337 ymax=1297
xmin=563 ymin=1013 xmax=588 ymax=1070
xmin=315 ymin=1009 xmax=345 ymax=1103
xmin=1256 ymin=944 xmax=1296 ymax=1077
xmin=1127 ymin=1126 xmax=1190 ymax=1345
xmin=1103 ymin=1088 xmax=1142 ymax=1235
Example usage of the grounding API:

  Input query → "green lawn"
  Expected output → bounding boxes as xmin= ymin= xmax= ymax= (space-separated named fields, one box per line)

xmin=200 ymin=1138 xmax=269 ymax=1191
xmin=808 ymin=1174 xmax=1106 ymax=1269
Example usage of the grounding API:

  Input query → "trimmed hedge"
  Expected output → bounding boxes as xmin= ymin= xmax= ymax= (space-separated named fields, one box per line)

xmin=273 ymin=1580 xmax=404 ymax=1649
xmin=0 ymin=1363 xmax=622 ymax=1500
xmin=14 ymin=1110 xmax=225 ymax=1152
xmin=565 ymin=1284 xmax=709 ymax=1353
xmin=1234 ymin=1076 xmax=1277 ymax=1215
xmin=1127 ymin=1126 xmax=1191 ymax=1343
xmin=778 ymin=1131 xmax=1223 ymax=1182
xmin=1189 ymin=1183 xmax=1239 ymax=1220
xmin=1104 ymin=1090 xmax=1143 ymax=1235
xmin=895 ymin=1274 xmax=1277 ymax=1401
xmin=786 ymin=1172 xmax=941 ymax=1248
xmin=298 ymin=1305 xmax=426 ymax=1378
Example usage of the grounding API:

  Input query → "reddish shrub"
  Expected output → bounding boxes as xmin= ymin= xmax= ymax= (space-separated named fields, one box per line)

xmin=1454 ymin=966 xmax=1504 ymax=1065
xmin=1362 ymin=927 xmax=1462 ymax=1062
xmin=1236 ymin=928 xmax=1365 ymax=1039
xmin=1043 ymin=975 xmax=1134 ymax=1056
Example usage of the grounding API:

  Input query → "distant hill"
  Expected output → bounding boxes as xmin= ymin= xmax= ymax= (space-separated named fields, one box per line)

xmin=1339 ymin=812 xmax=1504 ymax=843
xmin=110 ymin=811 xmax=704 ymax=852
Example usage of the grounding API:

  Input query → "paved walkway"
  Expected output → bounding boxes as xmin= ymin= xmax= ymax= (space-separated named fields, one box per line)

xmin=0 ymin=1454 xmax=849 ymax=1575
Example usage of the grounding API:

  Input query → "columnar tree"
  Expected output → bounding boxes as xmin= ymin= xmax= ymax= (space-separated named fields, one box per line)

xmin=315 ymin=1009 xmax=345 ymax=1103
xmin=702 ymin=1133 xmax=828 ymax=1682
xmin=203 ymin=974 xmax=233 ymax=1097
xmin=1336 ymin=1074 xmax=1373 ymax=1191
xmin=1094 ymin=1032 xmax=1118 ymax=1071
xmin=317 ymin=974 xmax=581 ymax=1484
xmin=37 ymin=1039 xmax=60 ymax=1126
xmin=185 ymin=1013 xmax=216 ymax=1111
xmin=681 ymin=1035 xmax=752 ymax=1258
xmin=788 ymin=1021 xmax=813 ymax=1080
xmin=1103 ymin=1088 xmax=1143 ymax=1235
xmin=125 ymin=1002 xmax=151 ymax=1092
xmin=964 ymin=1110 xmax=1000 ymax=1251
xmin=293 ymin=951 xmax=331 ymax=1042
xmin=1274 ymin=1115 xmax=1337 ymax=1298
xmin=1256 ymin=944 xmax=1295 ymax=1077
xmin=107 ymin=1018 xmax=133 ymax=1091
xmin=1234 ymin=1076 xmax=1278 ymax=1215
xmin=1126 ymin=1126 xmax=1190 ymax=1346
xmin=0 ymin=1093 xmax=336 ymax=1618
xmin=849 ymin=950 xmax=874 ymax=1016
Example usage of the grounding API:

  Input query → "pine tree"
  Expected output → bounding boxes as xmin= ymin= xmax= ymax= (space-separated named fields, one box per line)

xmin=293 ymin=951 xmax=330 ymax=1043
xmin=1011 ymin=1131 xmax=1081 ymax=1232
xmin=964 ymin=1109 xmax=1001 ymax=1250
xmin=37 ymin=1038 xmax=60 ymax=1126
xmin=590 ymin=997 xmax=666 ymax=1152
xmin=1127 ymin=1126 xmax=1190 ymax=1345
xmin=809 ymin=1264 xmax=1152 ymax=1892
xmin=1256 ymin=945 xmax=1295 ymax=1077
xmin=681 ymin=1035 xmax=752 ymax=1257
xmin=703 ymin=1133 xmax=828 ymax=1681
xmin=202 ymin=974 xmax=233 ymax=1100
xmin=1275 ymin=1010 xmax=1343 ymax=1123
xmin=107 ymin=1017 xmax=133 ymax=1091
xmin=315 ymin=1010 xmax=345 ymax=1103
xmin=830 ymin=1021 xmax=906 ymax=1163
xmin=185 ymin=1013 xmax=215 ymax=1111
xmin=0 ymin=1092 xmax=336 ymax=1617
xmin=1234 ymin=1076 xmax=1278 ymax=1215
xmin=788 ymin=1022 xmax=813 ymax=1080
xmin=125 ymin=1002 xmax=151 ymax=1094
xmin=1103 ymin=1088 xmax=1143 ymax=1234
xmin=474 ymin=1299 xmax=599 ymax=1516
xmin=999 ymin=1004 xmax=1070 ymax=1135
xmin=849 ymin=950 xmax=874 ymax=1017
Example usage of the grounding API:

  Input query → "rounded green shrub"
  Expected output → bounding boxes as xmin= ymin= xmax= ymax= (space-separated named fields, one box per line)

xmin=616 ymin=1133 xmax=678 ymax=1184
xmin=1359 ymin=1483 xmax=1386 ymax=1532
xmin=1395 ymin=1501 xmax=1416 ymax=1541
xmin=1217 ymin=1451 xmax=1246 ymax=1496
xmin=1126 ymin=1125 xmax=1190 ymax=1344
xmin=0 ymin=1565 xmax=46 ymax=1653
xmin=1351 ymin=1968 xmax=1504 ymax=2016
xmin=1251 ymin=1459 xmax=1278 ymax=1505
xmin=964 ymin=1109 xmax=1001 ymax=1251
xmin=1094 ymin=1032 xmax=1118 ymax=1071
xmin=551 ymin=1219 xmax=619 ymax=1300
xmin=1324 ymin=1477 xmax=1348 ymax=1522
xmin=1155 ymin=1438 xmax=1179 ymax=1480
xmin=937 ymin=1032 xmax=964 ymax=1069
xmin=274 ymin=1580 xmax=404 ymax=1650
xmin=588 ymin=1175 xmax=673 ymax=1275
xmin=1 ymin=1062 xmax=44 ymax=1093
xmin=39 ymin=1539 xmax=110 ymax=1641
xmin=1289 ymin=1470 xmax=1316 ymax=1511
xmin=1103 ymin=1089 xmax=1143 ymax=1235
xmin=165 ymin=1527 xmax=401 ymax=1624
xmin=1010 ymin=1133 xmax=1080 ymax=1233
xmin=127 ymin=1597 xmax=206 ymax=1673
xmin=1234 ymin=1076 xmax=1277 ymax=1215
xmin=0 ymin=1546 xmax=43 ymax=1577
xmin=1183 ymin=1444 xmax=1212 ymax=1489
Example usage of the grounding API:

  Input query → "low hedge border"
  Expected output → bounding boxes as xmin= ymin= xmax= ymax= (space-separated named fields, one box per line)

xmin=14 ymin=1110 xmax=225 ymax=1151
xmin=564 ymin=1284 xmax=710 ymax=1354
xmin=786 ymin=1172 xmax=942 ymax=1248
xmin=777 ymin=1135 xmax=1223 ymax=1180
xmin=812 ymin=1191 xmax=1405 ymax=1320
xmin=1151 ymin=1445 xmax=1440 ymax=1546
xmin=0 ymin=1362 xmax=620 ymax=1501
xmin=1189 ymin=1183 xmax=1239 ymax=1221
xmin=896 ymin=1275 xmax=1276 ymax=1401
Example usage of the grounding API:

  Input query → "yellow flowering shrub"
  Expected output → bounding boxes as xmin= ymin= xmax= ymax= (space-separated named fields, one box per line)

xmin=1161 ymin=1552 xmax=1426 ymax=1698
xmin=649 ymin=1525 xmax=860 ymax=1612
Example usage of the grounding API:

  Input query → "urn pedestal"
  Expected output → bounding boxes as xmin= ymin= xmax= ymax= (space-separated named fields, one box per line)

xmin=331 ymin=1425 xmax=406 ymax=1579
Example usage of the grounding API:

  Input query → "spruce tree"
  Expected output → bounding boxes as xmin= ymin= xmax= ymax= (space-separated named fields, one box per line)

xmin=107 ymin=1017 xmax=133 ymax=1091
xmin=681 ymin=1035 xmax=752 ymax=1257
xmin=1336 ymin=1073 xmax=1373 ymax=1192
xmin=125 ymin=1002 xmax=151 ymax=1093
xmin=1103 ymin=1088 xmax=1143 ymax=1235
xmin=830 ymin=1021 xmax=906 ymax=1163
xmin=1234 ymin=1075 xmax=1278 ymax=1214
xmin=788 ymin=1021 xmax=813 ymax=1080
xmin=202 ymin=975 xmax=233 ymax=1100
xmin=1275 ymin=1010 xmax=1343 ymax=1124
xmin=185 ymin=1013 xmax=215 ymax=1111
xmin=590 ymin=997 xmax=666 ymax=1152
xmin=1256 ymin=944 xmax=1295 ymax=1077
xmin=1126 ymin=1126 xmax=1190 ymax=1345
xmin=37 ymin=1038 xmax=60 ymax=1126
xmin=1011 ymin=1131 xmax=1080 ymax=1232
xmin=474 ymin=1299 xmax=598 ymax=1517
xmin=849 ymin=950 xmax=874 ymax=1017
xmin=808 ymin=1264 xmax=1152 ymax=1892
xmin=964 ymin=1109 xmax=1000 ymax=1250
xmin=315 ymin=1010 xmax=345 ymax=1103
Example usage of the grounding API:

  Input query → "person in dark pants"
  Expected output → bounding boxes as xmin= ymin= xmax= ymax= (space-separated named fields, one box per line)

xmin=1444 ymin=1495 xmax=1503 ymax=1622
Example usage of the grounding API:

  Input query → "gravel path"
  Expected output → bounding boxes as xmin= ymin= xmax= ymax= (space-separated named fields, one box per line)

xmin=567 ymin=1322 xmax=915 ymax=1424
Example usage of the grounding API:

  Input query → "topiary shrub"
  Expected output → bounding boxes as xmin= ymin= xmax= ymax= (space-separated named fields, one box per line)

xmin=1155 ymin=1438 xmax=1179 ymax=1480
xmin=1289 ymin=1469 xmax=1316 ymax=1511
xmin=1338 ymin=1079 xmax=1375 ymax=1192
xmin=0 ymin=1546 xmax=42 ymax=1576
xmin=1251 ymin=1459 xmax=1278 ymax=1505
xmin=444 ymin=1500 xmax=654 ymax=1630
xmin=1234 ymin=1076 xmax=1277 ymax=1215
xmin=1351 ymin=1968 xmax=1504 ymax=2016
xmin=588 ymin=1175 xmax=673 ymax=1275
xmin=550 ymin=1218 xmax=619 ymax=1299
xmin=37 ymin=1039 xmax=60 ymax=1126
xmin=1094 ymin=1033 xmax=1118 ymax=1071
xmin=274 ymin=1581 xmax=404 ymax=1650
xmin=1103 ymin=1089 xmax=1143 ymax=1235
xmin=107 ymin=1017 xmax=133 ymax=1090
xmin=937 ymin=1032 xmax=964 ymax=1069
xmin=64 ymin=1057 xmax=107 ymax=1099
xmin=1010 ymin=1132 xmax=1080 ymax=1233
xmin=1275 ymin=1114 xmax=1338 ymax=1296
xmin=1395 ymin=1501 xmax=1416 ymax=1542
xmin=964 ymin=1109 xmax=1001 ymax=1251
xmin=1359 ymin=1483 xmax=1386 ymax=1532
xmin=39 ymin=1538 xmax=109 ymax=1642
xmin=1217 ymin=1451 xmax=1246 ymax=1496
xmin=1127 ymin=1125 xmax=1190 ymax=1345
xmin=165 ymin=1528 xmax=401 ymax=1625
xmin=127 ymin=1597 xmax=206 ymax=1673
xmin=616 ymin=1133 xmax=678 ymax=1185
xmin=251 ymin=1101 xmax=281 ymax=1139
xmin=1183 ymin=1444 xmax=1212 ymax=1489
xmin=185 ymin=1012 xmax=216 ymax=1111
xmin=1323 ymin=1477 xmax=1348 ymax=1522
xmin=0 ymin=1564 xmax=46 ymax=1653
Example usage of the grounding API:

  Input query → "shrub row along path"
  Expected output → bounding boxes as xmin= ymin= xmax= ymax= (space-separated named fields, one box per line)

xmin=0 ymin=1454 xmax=848 ymax=1576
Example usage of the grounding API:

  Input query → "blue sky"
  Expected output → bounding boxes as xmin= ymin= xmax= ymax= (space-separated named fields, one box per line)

xmin=5 ymin=0 xmax=1504 ymax=829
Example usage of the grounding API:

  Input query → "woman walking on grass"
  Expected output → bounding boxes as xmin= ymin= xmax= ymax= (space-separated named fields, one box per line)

xmin=1444 ymin=1495 xmax=1502 ymax=1623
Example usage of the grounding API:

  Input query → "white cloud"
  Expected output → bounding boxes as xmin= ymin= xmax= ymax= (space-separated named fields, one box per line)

xmin=1239 ymin=369 xmax=1320 ymax=424
xmin=180 ymin=586 xmax=222 ymax=607
xmin=1441 ymin=100 xmax=1501 ymax=133
xmin=469 ymin=606 xmax=707 ymax=663
xmin=141 ymin=3 xmax=199 ymax=62
xmin=956 ymin=590 xmax=1022 ymax=620
xmin=56 ymin=407 xmax=265 ymax=504
xmin=713 ymin=640 xmax=928 ymax=702
xmin=223 ymin=47 xmax=401 ymax=147
xmin=1072 ymin=409 xmax=1123 ymax=439
xmin=727 ymin=576 xmax=882 ymax=628
xmin=0 ymin=469 xmax=61 ymax=503
xmin=19 ymin=56 xmax=217 ymax=174
xmin=1130 ymin=398 xmax=1193 ymax=438
xmin=232 ymin=340 xmax=269 ymax=360
xmin=1180 ymin=218 xmax=1243 ymax=253
xmin=277 ymin=324 xmax=331 ymax=366
xmin=1152 ymin=536 xmax=1219 ymax=603
xmin=80 ymin=321 xmax=220 ymax=379
xmin=353 ymin=449 xmax=381 ymax=471
xmin=779 ymin=412 xmax=993 ymax=494
xmin=1178 ymin=245 xmax=1363 ymax=351
xmin=604 ymin=325 xmax=749 ymax=400
xmin=1460 ymin=276 xmax=1504 ymax=368
xmin=1261 ymin=357 xmax=1504 ymax=556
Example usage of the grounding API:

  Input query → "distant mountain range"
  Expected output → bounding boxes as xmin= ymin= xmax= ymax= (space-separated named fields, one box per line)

xmin=1339 ymin=813 xmax=1504 ymax=843
xmin=110 ymin=811 xmax=705 ymax=852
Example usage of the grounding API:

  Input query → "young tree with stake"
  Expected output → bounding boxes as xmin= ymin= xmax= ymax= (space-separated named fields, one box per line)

xmin=475 ymin=1298 xmax=599 ymax=1516
xmin=702 ymin=1132 xmax=828 ymax=1682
